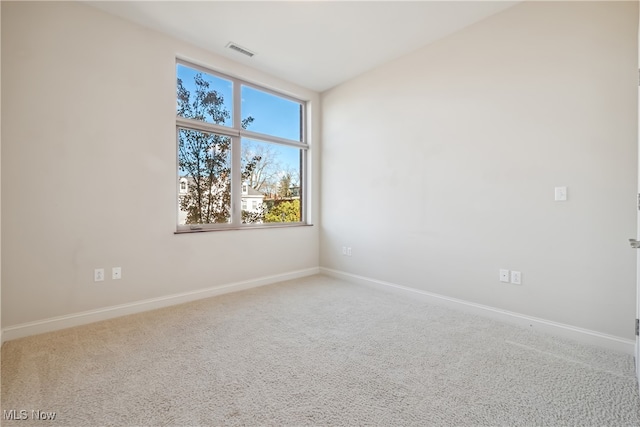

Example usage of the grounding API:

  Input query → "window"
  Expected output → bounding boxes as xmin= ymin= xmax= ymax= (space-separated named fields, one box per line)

xmin=176 ymin=60 xmax=307 ymax=231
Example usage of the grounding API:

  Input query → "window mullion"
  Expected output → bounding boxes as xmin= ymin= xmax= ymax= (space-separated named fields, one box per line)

xmin=176 ymin=117 xmax=239 ymax=137
xmin=231 ymin=78 xmax=243 ymax=225
xmin=239 ymin=129 xmax=308 ymax=150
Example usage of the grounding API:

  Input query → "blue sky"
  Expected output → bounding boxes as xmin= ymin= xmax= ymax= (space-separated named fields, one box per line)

xmin=177 ymin=64 xmax=302 ymax=177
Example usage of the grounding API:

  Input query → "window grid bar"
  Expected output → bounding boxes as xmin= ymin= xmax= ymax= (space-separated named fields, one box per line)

xmin=176 ymin=117 xmax=239 ymax=137
xmin=231 ymin=76 xmax=242 ymax=225
xmin=240 ymin=129 xmax=308 ymax=150
xmin=176 ymin=119 xmax=307 ymax=151
xmin=176 ymin=120 xmax=307 ymax=152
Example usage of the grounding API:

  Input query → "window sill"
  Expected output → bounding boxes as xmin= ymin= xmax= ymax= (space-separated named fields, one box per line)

xmin=174 ymin=223 xmax=313 ymax=234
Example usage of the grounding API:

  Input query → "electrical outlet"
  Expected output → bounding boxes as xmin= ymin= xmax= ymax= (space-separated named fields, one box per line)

xmin=94 ymin=268 xmax=105 ymax=282
xmin=499 ymin=269 xmax=510 ymax=283
xmin=112 ymin=267 xmax=122 ymax=280
xmin=342 ymin=246 xmax=347 ymax=256
xmin=510 ymin=271 xmax=522 ymax=285
xmin=347 ymin=247 xmax=352 ymax=256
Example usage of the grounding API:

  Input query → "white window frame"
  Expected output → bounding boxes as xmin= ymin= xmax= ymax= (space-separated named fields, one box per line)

xmin=176 ymin=59 xmax=308 ymax=232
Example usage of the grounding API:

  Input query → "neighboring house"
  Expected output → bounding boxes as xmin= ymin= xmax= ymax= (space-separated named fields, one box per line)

xmin=178 ymin=177 xmax=265 ymax=224
xmin=178 ymin=177 xmax=190 ymax=225
xmin=241 ymin=182 xmax=265 ymax=214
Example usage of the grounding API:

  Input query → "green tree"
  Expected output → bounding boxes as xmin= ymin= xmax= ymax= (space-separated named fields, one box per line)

xmin=278 ymin=173 xmax=292 ymax=198
xmin=178 ymin=73 xmax=260 ymax=224
xmin=241 ymin=206 xmax=266 ymax=224
xmin=264 ymin=199 xmax=300 ymax=223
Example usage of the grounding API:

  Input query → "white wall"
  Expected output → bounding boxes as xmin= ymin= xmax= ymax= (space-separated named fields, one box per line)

xmin=1 ymin=1 xmax=320 ymax=330
xmin=321 ymin=1 xmax=638 ymax=340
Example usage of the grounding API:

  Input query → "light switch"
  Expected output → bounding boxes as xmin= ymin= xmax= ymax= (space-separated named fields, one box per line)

xmin=554 ymin=186 xmax=567 ymax=201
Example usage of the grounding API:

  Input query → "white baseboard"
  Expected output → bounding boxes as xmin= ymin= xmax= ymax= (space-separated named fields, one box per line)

xmin=321 ymin=267 xmax=635 ymax=355
xmin=2 ymin=267 xmax=320 ymax=343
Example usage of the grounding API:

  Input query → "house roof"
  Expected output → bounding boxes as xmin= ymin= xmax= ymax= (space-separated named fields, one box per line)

xmin=245 ymin=186 xmax=263 ymax=197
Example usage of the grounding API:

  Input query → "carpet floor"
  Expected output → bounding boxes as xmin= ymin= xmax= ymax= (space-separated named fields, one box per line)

xmin=2 ymin=274 xmax=640 ymax=426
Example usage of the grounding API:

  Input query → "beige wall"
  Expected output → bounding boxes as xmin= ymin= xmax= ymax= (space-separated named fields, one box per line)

xmin=321 ymin=1 xmax=638 ymax=339
xmin=1 ymin=1 xmax=320 ymax=328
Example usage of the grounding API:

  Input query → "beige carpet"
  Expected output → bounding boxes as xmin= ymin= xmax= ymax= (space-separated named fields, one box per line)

xmin=2 ymin=274 xmax=640 ymax=426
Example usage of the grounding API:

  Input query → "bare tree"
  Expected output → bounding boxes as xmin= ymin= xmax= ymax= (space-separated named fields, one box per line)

xmin=241 ymin=141 xmax=282 ymax=193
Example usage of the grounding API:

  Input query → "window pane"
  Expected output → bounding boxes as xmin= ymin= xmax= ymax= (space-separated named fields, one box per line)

xmin=178 ymin=128 xmax=231 ymax=225
xmin=177 ymin=64 xmax=233 ymax=127
xmin=241 ymin=138 xmax=302 ymax=224
xmin=241 ymin=86 xmax=302 ymax=141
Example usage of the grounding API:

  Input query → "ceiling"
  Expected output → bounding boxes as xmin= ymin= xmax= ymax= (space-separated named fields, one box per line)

xmin=89 ymin=1 xmax=518 ymax=92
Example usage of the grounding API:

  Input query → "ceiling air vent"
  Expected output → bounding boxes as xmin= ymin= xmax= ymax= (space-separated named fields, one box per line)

xmin=226 ymin=42 xmax=255 ymax=58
